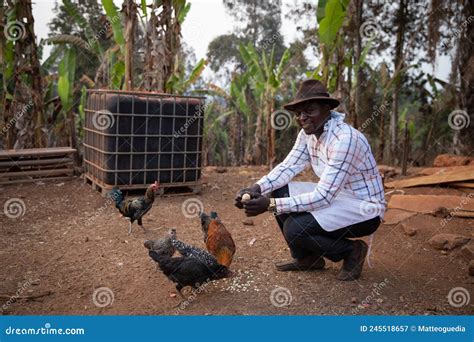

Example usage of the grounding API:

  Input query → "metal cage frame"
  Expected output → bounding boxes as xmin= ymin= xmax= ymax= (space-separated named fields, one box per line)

xmin=83 ymin=89 xmax=205 ymax=193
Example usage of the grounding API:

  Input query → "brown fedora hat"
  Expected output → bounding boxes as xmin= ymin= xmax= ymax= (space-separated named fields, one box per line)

xmin=283 ymin=79 xmax=340 ymax=111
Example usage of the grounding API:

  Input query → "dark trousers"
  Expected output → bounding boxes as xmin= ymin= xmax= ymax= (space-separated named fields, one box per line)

xmin=271 ymin=185 xmax=381 ymax=262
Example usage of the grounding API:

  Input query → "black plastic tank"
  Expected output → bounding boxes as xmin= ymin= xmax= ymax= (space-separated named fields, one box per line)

xmin=83 ymin=89 xmax=205 ymax=190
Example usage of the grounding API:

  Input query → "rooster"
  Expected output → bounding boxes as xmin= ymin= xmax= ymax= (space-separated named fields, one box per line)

xmin=110 ymin=181 xmax=159 ymax=234
xmin=200 ymin=211 xmax=236 ymax=267
xmin=170 ymin=232 xmax=219 ymax=267
xmin=147 ymin=230 xmax=231 ymax=301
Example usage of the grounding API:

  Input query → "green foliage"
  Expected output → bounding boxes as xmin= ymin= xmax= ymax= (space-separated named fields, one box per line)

xmin=62 ymin=0 xmax=103 ymax=55
xmin=166 ymin=58 xmax=208 ymax=94
xmin=203 ymin=101 xmax=230 ymax=165
xmin=316 ymin=0 xmax=329 ymax=23
xmin=57 ymin=48 xmax=76 ymax=113
xmin=110 ymin=57 xmax=125 ymax=90
xmin=318 ymin=0 xmax=349 ymax=46
xmin=101 ymin=0 xmax=124 ymax=50
xmin=77 ymin=85 xmax=88 ymax=139
xmin=173 ymin=0 xmax=191 ymax=24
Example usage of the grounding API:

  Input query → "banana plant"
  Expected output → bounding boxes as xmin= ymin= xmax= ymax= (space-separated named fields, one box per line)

xmin=47 ymin=0 xmax=125 ymax=89
xmin=197 ymin=71 xmax=253 ymax=164
xmin=57 ymin=48 xmax=76 ymax=113
xmin=202 ymin=101 xmax=232 ymax=165
xmin=311 ymin=0 xmax=350 ymax=90
xmin=166 ymin=58 xmax=208 ymax=94
xmin=239 ymin=42 xmax=291 ymax=166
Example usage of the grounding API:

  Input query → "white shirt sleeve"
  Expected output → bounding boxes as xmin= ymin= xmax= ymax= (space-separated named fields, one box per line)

xmin=256 ymin=129 xmax=310 ymax=195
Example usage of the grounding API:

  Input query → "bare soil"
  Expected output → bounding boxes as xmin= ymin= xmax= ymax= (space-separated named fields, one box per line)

xmin=0 ymin=166 xmax=472 ymax=315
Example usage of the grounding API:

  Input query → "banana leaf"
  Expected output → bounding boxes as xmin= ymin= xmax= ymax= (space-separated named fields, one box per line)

xmin=47 ymin=35 xmax=91 ymax=52
xmin=101 ymin=0 xmax=125 ymax=51
xmin=57 ymin=48 xmax=76 ymax=113
xmin=318 ymin=0 xmax=350 ymax=46
xmin=62 ymin=0 xmax=103 ymax=56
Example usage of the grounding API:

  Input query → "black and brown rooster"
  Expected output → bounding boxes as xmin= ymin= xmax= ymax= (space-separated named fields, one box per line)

xmin=110 ymin=181 xmax=159 ymax=234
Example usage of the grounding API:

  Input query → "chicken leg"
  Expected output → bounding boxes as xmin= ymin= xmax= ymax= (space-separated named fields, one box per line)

xmin=137 ymin=218 xmax=148 ymax=233
xmin=173 ymin=285 xmax=188 ymax=308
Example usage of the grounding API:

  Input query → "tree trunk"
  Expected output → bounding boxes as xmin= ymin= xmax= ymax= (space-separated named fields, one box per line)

xmin=244 ymin=112 xmax=253 ymax=164
xmin=456 ymin=0 xmax=474 ymax=154
xmin=238 ymin=111 xmax=244 ymax=164
xmin=353 ymin=0 xmax=363 ymax=129
xmin=377 ymin=94 xmax=387 ymax=163
xmin=265 ymin=91 xmax=275 ymax=168
xmin=123 ymin=0 xmax=137 ymax=91
xmin=389 ymin=0 xmax=406 ymax=164
xmin=141 ymin=0 xmax=181 ymax=92
xmin=0 ymin=3 xmax=6 ymax=148
xmin=254 ymin=99 xmax=264 ymax=165
xmin=7 ymin=0 xmax=45 ymax=148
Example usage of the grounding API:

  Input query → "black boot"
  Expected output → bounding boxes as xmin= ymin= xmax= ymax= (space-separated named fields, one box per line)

xmin=275 ymin=255 xmax=325 ymax=272
xmin=336 ymin=240 xmax=368 ymax=281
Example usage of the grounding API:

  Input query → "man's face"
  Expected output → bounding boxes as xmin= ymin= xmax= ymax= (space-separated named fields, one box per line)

xmin=294 ymin=101 xmax=331 ymax=135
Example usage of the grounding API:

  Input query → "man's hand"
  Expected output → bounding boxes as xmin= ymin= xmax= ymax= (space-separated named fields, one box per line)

xmin=234 ymin=184 xmax=261 ymax=209
xmin=244 ymin=196 xmax=270 ymax=217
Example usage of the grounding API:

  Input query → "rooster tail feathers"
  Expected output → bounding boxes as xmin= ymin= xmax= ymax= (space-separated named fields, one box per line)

xmin=199 ymin=212 xmax=211 ymax=242
xmin=109 ymin=188 xmax=124 ymax=208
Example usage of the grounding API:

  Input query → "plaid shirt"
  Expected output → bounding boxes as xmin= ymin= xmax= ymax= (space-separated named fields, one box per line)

xmin=257 ymin=111 xmax=386 ymax=215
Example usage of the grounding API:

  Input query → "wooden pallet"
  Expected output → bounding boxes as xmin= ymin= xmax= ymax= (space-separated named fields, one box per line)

xmin=0 ymin=147 xmax=77 ymax=185
xmin=84 ymin=174 xmax=202 ymax=198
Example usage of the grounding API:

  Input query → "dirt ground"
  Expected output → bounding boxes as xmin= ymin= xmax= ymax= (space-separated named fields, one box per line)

xmin=0 ymin=166 xmax=472 ymax=315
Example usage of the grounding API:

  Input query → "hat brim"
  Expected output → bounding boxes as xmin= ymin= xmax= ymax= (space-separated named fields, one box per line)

xmin=283 ymin=97 xmax=340 ymax=111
